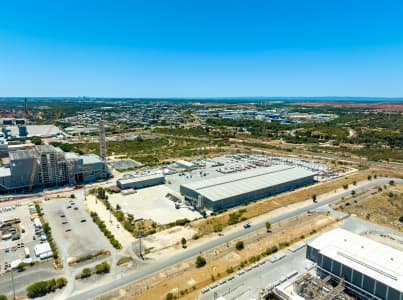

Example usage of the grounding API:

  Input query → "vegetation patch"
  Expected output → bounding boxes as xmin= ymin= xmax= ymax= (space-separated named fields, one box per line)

xmin=26 ymin=277 xmax=67 ymax=298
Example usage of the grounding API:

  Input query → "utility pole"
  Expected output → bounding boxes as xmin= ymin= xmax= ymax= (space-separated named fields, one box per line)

xmin=11 ymin=268 xmax=16 ymax=300
xmin=138 ymin=233 xmax=144 ymax=260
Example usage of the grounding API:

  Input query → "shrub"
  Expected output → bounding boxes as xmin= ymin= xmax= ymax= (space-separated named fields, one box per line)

xmin=95 ymin=261 xmax=110 ymax=274
xmin=17 ymin=262 xmax=26 ymax=272
xmin=399 ymin=216 xmax=403 ymax=222
xmin=90 ymin=212 xmax=122 ymax=249
xmin=265 ymin=246 xmax=278 ymax=255
xmin=0 ymin=295 xmax=7 ymax=300
xmin=265 ymin=221 xmax=271 ymax=232
xmin=195 ymin=256 xmax=206 ymax=268
xmin=235 ymin=241 xmax=244 ymax=250
xmin=213 ymin=223 xmax=223 ymax=232
xmin=26 ymin=277 xmax=67 ymax=298
xmin=175 ymin=218 xmax=190 ymax=226
xmin=81 ymin=268 xmax=92 ymax=279
xmin=181 ymin=237 xmax=187 ymax=248
xmin=166 ymin=293 xmax=174 ymax=300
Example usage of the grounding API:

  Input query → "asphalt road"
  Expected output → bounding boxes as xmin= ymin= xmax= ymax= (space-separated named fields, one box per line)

xmin=68 ymin=177 xmax=401 ymax=300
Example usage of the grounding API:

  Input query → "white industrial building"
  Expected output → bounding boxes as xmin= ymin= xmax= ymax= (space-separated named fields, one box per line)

xmin=180 ymin=165 xmax=316 ymax=211
xmin=117 ymin=173 xmax=165 ymax=190
xmin=34 ymin=242 xmax=52 ymax=259
xmin=307 ymin=228 xmax=403 ymax=300
xmin=176 ymin=160 xmax=195 ymax=169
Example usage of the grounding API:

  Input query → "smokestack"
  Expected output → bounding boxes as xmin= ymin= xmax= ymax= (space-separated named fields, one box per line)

xmin=24 ymin=98 xmax=28 ymax=115
xmin=99 ymin=120 xmax=107 ymax=161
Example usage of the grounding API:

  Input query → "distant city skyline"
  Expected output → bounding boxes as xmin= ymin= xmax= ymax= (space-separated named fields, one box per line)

xmin=1 ymin=0 xmax=403 ymax=97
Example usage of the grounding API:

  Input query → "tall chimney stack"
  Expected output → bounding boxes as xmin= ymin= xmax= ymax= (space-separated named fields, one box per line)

xmin=99 ymin=120 xmax=107 ymax=161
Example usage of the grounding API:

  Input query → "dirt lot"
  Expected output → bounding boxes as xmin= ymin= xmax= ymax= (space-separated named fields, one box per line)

xmin=95 ymin=212 xmax=338 ymax=300
xmin=334 ymin=183 xmax=403 ymax=231
xmin=86 ymin=194 xmax=136 ymax=249
xmin=107 ymin=185 xmax=201 ymax=225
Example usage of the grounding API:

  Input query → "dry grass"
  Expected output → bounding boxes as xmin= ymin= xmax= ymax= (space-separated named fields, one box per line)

xmin=335 ymin=183 xmax=403 ymax=231
xmin=95 ymin=212 xmax=338 ymax=300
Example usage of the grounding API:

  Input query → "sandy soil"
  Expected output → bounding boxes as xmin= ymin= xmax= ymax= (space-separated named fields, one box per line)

xmin=335 ymin=183 xmax=403 ymax=231
xmin=86 ymin=194 xmax=136 ymax=248
xmin=95 ymin=213 xmax=338 ymax=300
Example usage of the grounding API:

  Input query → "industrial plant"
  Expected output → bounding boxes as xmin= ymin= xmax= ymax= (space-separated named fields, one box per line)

xmin=0 ymin=144 xmax=109 ymax=193
xmin=306 ymin=228 xmax=403 ymax=300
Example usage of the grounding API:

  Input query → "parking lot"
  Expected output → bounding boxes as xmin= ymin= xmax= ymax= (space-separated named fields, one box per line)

xmin=41 ymin=196 xmax=112 ymax=260
xmin=108 ymin=185 xmax=201 ymax=224
xmin=0 ymin=203 xmax=40 ymax=273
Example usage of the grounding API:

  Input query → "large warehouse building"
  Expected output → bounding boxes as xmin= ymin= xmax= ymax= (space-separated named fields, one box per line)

xmin=117 ymin=173 xmax=165 ymax=190
xmin=180 ymin=165 xmax=316 ymax=211
xmin=306 ymin=228 xmax=403 ymax=300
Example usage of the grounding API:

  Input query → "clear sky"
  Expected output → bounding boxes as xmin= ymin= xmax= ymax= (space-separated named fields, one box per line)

xmin=1 ymin=0 xmax=403 ymax=98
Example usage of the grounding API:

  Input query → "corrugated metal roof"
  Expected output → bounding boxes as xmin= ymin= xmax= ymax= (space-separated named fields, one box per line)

xmin=309 ymin=228 xmax=403 ymax=292
xmin=181 ymin=165 xmax=316 ymax=201
xmin=82 ymin=154 xmax=102 ymax=165
xmin=117 ymin=173 xmax=164 ymax=185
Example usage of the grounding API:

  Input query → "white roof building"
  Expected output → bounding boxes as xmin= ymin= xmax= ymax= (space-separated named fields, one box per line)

xmin=308 ymin=228 xmax=403 ymax=296
xmin=34 ymin=242 xmax=52 ymax=257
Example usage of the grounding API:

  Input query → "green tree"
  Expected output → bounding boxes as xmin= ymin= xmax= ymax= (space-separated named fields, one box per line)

xmin=81 ymin=268 xmax=92 ymax=279
xmin=351 ymin=190 xmax=356 ymax=196
xmin=312 ymin=194 xmax=317 ymax=203
xmin=166 ymin=293 xmax=174 ymax=300
xmin=265 ymin=221 xmax=271 ymax=232
xmin=181 ymin=237 xmax=187 ymax=248
xmin=0 ymin=295 xmax=8 ymax=300
xmin=195 ymin=256 xmax=206 ymax=268
xmin=31 ymin=136 xmax=42 ymax=145
xmin=17 ymin=262 xmax=26 ymax=272
xmin=235 ymin=241 xmax=244 ymax=250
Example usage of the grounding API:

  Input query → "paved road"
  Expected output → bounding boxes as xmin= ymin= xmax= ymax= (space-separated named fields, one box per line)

xmin=68 ymin=177 xmax=401 ymax=300
xmin=199 ymin=246 xmax=309 ymax=300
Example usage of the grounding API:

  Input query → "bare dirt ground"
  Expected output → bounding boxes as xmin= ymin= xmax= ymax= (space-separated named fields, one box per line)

xmin=86 ymin=194 xmax=136 ymax=248
xmin=291 ymin=101 xmax=403 ymax=112
xmin=95 ymin=212 xmax=338 ymax=300
xmin=334 ymin=183 xmax=403 ymax=231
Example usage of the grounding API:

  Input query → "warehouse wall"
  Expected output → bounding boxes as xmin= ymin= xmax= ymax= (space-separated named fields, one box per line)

xmin=201 ymin=175 xmax=315 ymax=211
xmin=307 ymin=246 xmax=402 ymax=300
xmin=117 ymin=176 xmax=165 ymax=190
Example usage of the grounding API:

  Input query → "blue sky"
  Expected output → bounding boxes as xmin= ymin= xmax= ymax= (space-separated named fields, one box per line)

xmin=1 ymin=0 xmax=403 ymax=97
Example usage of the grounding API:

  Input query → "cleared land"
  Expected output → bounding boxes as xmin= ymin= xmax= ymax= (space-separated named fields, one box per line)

xmin=107 ymin=185 xmax=201 ymax=224
xmin=95 ymin=212 xmax=337 ymax=300
xmin=334 ymin=183 xmax=403 ymax=231
xmin=67 ymin=137 xmax=228 ymax=165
